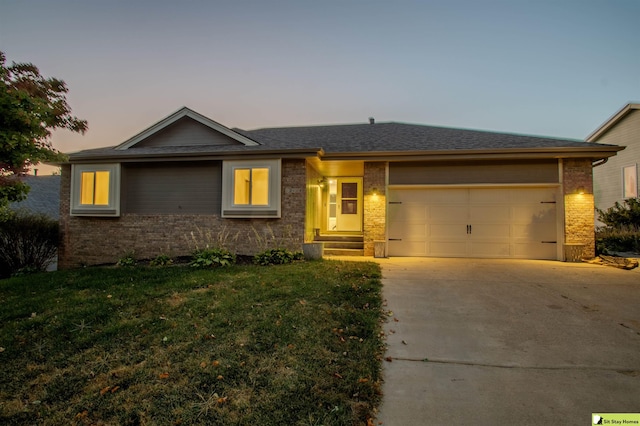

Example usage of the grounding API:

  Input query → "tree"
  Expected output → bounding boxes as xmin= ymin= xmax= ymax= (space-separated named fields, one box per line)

xmin=0 ymin=51 xmax=87 ymax=207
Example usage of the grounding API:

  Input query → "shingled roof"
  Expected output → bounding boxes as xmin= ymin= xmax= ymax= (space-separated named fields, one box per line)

xmin=67 ymin=112 xmax=623 ymax=162
xmin=238 ymin=122 xmax=606 ymax=152
xmin=9 ymin=175 xmax=61 ymax=220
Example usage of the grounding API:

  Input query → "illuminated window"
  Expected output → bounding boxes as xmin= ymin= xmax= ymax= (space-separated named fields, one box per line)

xmin=80 ymin=171 xmax=110 ymax=205
xmin=71 ymin=164 xmax=120 ymax=216
xmin=233 ymin=168 xmax=269 ymax=206
xmin=222 ymin=160 xmax=281 ymax=218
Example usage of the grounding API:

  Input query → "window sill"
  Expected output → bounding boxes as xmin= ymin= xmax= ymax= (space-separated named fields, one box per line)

xmin=222 ymin=209 xmax=280 ymax=218
xmin=71 ymin=209 xmax=119 ymax=217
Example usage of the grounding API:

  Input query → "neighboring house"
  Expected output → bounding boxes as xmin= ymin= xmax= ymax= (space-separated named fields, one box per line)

xmin=10 ymin=175 xmax=61 ymax=220
xmin=588 ymin=103 xmax=640 ymax=214
xmin=58 ymin=107 xmax=623 ymax=268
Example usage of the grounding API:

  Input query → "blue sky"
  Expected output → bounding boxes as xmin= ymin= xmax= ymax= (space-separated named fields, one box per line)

xmin=2 ymin=0 xmax=639 ymax=157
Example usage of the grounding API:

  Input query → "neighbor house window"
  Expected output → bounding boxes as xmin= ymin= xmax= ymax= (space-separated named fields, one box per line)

xmin=623 ymin=164 xmax=638 ymax=199
xmin=71 ymin=164 xmax=120 ymax=216
xmin=222 ymin=159 xmax=281 ymax=218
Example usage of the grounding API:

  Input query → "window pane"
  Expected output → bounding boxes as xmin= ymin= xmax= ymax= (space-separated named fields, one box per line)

xmin=251 ymin=168 xmax=269 ymax=205
xmin=342 ymin=182 xmax=358 ymax=199
xmin=234 ymin=169 xmax=250 ymax=205
xmin=80 ymin=172 xmax=95 ymax=205
xmin=342 ymin=199 xmax=357 ymax=214
xmin=94 ymin=171 xmax=110 ymax=205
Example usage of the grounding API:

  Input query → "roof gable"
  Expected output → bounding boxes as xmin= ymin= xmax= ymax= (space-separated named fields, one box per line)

xmin=586 ymin=103 xmax=640 ymax=142
xmin=115 ymin=107 xmax=259 ymax=150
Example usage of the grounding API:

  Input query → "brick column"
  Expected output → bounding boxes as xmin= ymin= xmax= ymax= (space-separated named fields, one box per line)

xmin=563 ymin=159 xmax=595 ymax=258
xmin=363 ymin=162 xmax=386 ymax=256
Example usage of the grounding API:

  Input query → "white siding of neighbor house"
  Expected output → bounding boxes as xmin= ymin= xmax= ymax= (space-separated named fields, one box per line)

xmin=592 ymin=109 xmax=640 ymax=212
xmin=132 ymin=117 xmax=245 ymax=147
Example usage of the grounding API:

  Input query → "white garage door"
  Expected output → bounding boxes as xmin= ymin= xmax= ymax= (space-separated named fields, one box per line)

xmin=387 ymin=187 xmax=558 ymax=259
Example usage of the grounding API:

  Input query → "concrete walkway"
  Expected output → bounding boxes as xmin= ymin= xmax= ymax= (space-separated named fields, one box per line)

xmin=374 ymin=258 xmax=640 ymax=426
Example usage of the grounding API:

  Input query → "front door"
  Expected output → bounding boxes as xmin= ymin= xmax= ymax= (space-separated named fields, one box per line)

xmin=328 ymin=178 xmax=363 ymax=232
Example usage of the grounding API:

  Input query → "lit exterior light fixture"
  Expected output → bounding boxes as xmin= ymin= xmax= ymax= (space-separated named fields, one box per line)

xmin=577 ymin=186 xmax=585 ymax=195
xmin=371 ymin=187 xmax=379 ymax=196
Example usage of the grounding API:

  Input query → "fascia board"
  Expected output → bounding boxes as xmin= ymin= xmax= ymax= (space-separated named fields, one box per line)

xmin=320 ymin=146 xmax=625 ymax=162
xmin=67 ymin=148 xmax=323 ymax=163
xmin=586 ymin=103 xmax=640 ymax=142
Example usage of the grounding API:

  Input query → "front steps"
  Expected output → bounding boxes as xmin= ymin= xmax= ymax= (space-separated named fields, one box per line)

xmin=313 ymin=234 xmax=364 ymax=256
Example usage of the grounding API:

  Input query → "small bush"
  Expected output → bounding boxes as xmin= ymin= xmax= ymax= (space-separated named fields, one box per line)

xmin=596 ymin=225 xmax=640 ymax=254
xmin=150 ymin=253 xmax=173 ymax=267
xmin=597 ymin=198 xmax=640 ymax=228
xmin=253 ymin=248 xmax=303 ymax=266
xmin=596 ymin=198 xmax=640 ymax=254
xmin=190 ymin=248 xmax=236 ymax=268
xmin=116 ymin=251 xmax=137 ymax=267
xmin=0 ymin=211 xmax=59 ymax=278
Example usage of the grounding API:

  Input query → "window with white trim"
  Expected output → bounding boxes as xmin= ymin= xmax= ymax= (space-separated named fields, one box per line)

xmin=71 ymin=164 xmax=120 ymax=216
xmin=222 ymin=159 xmax=281 ymax=218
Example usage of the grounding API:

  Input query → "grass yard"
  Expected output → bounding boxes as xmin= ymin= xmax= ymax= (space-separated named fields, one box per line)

xmin=0 ymin=260 xmax=385 ymax=425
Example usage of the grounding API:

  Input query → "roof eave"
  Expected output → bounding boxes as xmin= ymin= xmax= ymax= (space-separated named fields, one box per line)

xmin=66 ymin=148 xmax=324 ymax=163
xmin=321 ymin=146 xmax=625 ymax=162
xmin=586 ymin=103 xmax=640 ymax=142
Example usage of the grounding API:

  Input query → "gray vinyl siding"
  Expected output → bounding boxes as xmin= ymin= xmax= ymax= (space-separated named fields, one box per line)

xmin=389 ymin=160 xmax=559 ymax=185
xmin=122 ymin=162 xmax=221 ymax=214
xmin=592 ymin=109 xmax=640 ymax=211
xmin=134 ymin=117 xmax=245 ymax=148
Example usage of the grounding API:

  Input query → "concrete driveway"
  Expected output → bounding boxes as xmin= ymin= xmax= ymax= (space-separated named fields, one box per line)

xmin=375 ymin=258 xmax=640 ymax=425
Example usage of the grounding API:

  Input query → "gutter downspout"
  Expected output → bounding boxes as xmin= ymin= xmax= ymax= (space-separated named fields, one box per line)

xmin=592 ymin=158 xmax=608 ymax=167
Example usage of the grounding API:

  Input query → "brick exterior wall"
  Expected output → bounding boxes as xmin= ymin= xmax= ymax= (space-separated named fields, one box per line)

xmin=563 ymin=159 xmax=595 ymax=258
xmin=59 ymin=159 xmax=306 ymax=268
xmin=363 ymin=162 xmax=387 ymax=256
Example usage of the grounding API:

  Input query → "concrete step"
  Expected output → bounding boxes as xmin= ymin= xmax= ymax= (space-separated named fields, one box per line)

xmin=323 ymin=241 xmax=365 ymax=250
xmin=323 ymin=248 xmax=365 ymax=256
xmin=314 ymin=235 xmax=363 ymax=243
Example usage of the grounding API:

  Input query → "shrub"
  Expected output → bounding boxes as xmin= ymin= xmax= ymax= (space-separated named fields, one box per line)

xmin=597 ymin=198 xmax=640 ymax=228
xmin=116 ymin=251 xmax=137 ymax=267
xmin=150 ymin=253 xmax=173 ymax=267
xmin=0 ymin=211 xmax=59 ymax=278
xmin=596 ymin=198 xmax=640 ymax=254
xmin=596 ymin=225 xmax=640 ymax=254
xmin=190 ymin=248 xmax=236 ymax=268
xmin=253 ymin=248 xmax=303 ymax=266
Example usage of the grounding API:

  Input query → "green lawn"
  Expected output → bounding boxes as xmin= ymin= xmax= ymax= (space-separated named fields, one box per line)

xmin=0 ymin=260 xmax=385 ymax=425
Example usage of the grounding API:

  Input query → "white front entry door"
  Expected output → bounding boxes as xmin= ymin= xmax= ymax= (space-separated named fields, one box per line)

xmin=387 ymin=187 xmax=558 ymax=259
xmin=329 ymin=178 xmax=363 ymax=232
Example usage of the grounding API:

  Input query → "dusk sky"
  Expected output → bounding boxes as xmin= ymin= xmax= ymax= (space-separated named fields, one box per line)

xmin=2 ymin=0 xmax=639 ymax=164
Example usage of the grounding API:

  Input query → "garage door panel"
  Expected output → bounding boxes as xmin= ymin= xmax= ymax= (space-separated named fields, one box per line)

xmin=423 ymin=189 xmax=468 ymax=203
xmin=393 ymin=204 xmax=428 ymax=222
xmin=469 ymin=188 xmax=508 ymax=203
xmin=430 ymin=224 xmax=466 ymax=238
xmin=513 ymin=223 xmax=557 ymax=241
xmin=430 ymin=206 xmax=467 ymax=222
xmin=389 ymin=241 xmax=427 ymax=256
xmin=512 ymin=205 xmax=556 ymax=222
xmin=469 ymin=205 xmax=511 ymax=223
xmin=397 ymin=223 xmax=428 ymax=240
xmin=514 ymin=243 xmax=556 ymax=259
xmin=510 ymin=188 xmax=557 ymax=203
xmin=429 ymin=241 xmax=468 ymax=257
xmin=472 ymin=224 xmax=511 ymax=239
xmin=470 ymin=242 xmax=511 ymax=257
xmin=387 ymin=187 xmax=558 ymax=260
